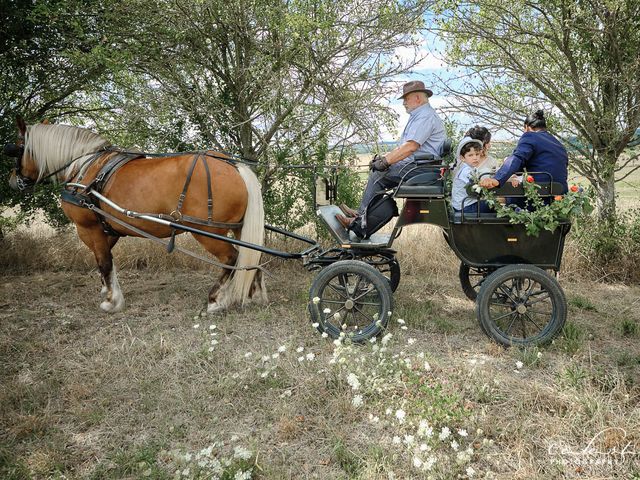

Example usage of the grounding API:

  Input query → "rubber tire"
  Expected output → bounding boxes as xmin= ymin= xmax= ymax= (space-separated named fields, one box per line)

xmin=476 ymin=264 xmax=566 ymax=347
xmin=357 ymin=254 xmax=401 ymax=292
xmin=308 ymin=260 xmax=393 ymax=343
xmin=459 ymin=263 xmax=495 ymax=301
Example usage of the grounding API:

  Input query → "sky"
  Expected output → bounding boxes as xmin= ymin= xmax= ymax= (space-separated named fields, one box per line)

xmin=380 ymin=29 xmax=512 ymax=143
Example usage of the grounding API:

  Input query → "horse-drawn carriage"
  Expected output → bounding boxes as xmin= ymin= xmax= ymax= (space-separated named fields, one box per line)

xmin=5 ymin=120 xmax=569 ymax=347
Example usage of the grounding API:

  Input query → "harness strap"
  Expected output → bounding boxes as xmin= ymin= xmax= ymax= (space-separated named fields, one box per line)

xmin=84 ymin=201 xmax=271 ymax=274
xmin=199 ymin=153 xmax=214 ymax=223
xmin=177 ymin=153 xmax=200 ymax=213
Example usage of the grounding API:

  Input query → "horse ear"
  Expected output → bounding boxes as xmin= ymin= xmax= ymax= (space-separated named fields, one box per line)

xmin=16 ymin=115 xmax=26 ymax=136
xmin=42 ymin=119 xmax=50 ymax=125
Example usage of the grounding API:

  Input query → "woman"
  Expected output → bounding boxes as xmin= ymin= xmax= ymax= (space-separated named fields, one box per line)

xmin=479 ymin=110 xmax=568 ymax=193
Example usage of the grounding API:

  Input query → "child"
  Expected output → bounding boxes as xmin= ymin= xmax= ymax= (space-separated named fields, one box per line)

xmin=464 ymin=125 xmax=497 ymax=176
xmin=451 ymin=137 xmax=493 ymax=213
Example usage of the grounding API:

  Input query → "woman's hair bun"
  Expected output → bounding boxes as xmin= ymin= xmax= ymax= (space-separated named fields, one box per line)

xmin=525 ymin=109 xmax=547 ymax=128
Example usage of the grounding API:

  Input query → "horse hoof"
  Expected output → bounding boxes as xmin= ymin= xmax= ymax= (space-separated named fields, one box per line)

xmin=100 ymin=298 xmax=124 ymax=313
xmin=207 ymin=302 xmax=225 ymax=315
xmin=100 ymin=285 xmax=108 ymax=296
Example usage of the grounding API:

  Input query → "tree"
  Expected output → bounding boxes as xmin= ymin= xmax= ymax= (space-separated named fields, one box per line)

xmin=432 ymin=0 xmax=640 ymax=220
xmin=94 ymin=0 xmax=430 ymax=181
xmin=0 ymin=0 xmax=115 ymax=232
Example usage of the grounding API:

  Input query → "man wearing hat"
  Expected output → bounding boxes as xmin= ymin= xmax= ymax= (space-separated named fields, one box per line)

xmin=337 ymin=80 xmax=447 ymax=228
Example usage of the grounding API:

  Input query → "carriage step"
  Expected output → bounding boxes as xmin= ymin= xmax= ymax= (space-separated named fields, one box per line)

xmin=316 ymin=205 xmax=392 ymax=248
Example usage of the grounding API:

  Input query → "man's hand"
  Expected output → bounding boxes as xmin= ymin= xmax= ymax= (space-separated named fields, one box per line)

xmin=479 ymin=177 xmax=499 ymax=189
xmin=369 ymin=154 xmax=390 ymax=172
xmin=508 ymin=175 xmax=521 ymax=187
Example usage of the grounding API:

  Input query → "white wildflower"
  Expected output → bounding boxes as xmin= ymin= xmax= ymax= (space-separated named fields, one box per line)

xmin=424 ymin=361 xmax=431 ymax=371
xmin=439 ymin=426 xmax=451 ymax=441
xmin=466 ymin=466 xmax=476 ymax=477
xmin=395 ymin=409 xmax=406 ymax=423
xmin=312 ymin=296 xmax=320 ymax=304
xmin=278 ymin=345 xmax=286 ymax=353
xmin=381 ymin=333 xmax=393 ymax=345
xmin=423 ymin=456 xmax=436 ymax=470
xmin=321 ymin=332 xmax=328 ymax=338
xmin=297 ymin=356 xmax=304 ymax=362
xmin=458 ymin=429 xmax=468 ymax=437
xmin=451 ymin=440 xmax=459 ymax=451
xmin=346 ymin=373 xmax=361 ymax=390
xmin=392 ymin=436 xmax=401 ymax=444
xmin=233 ymin=446 xmax=252 ymax=460
xmin=516 ymin=360 xmax=523 ymax=369
xmin=408 ymin=338 xmax=416 ymax=345
xmin=209 ymin=324 xmax=216 ymax=330
xmin=296 ymin=346 xmax=304 ymax=353
xmin=323 ymin=308 xmax=331 ymax=314
xmin=397 ymin=318 xmax=405 ymax=324
xmin=418 ymin=420 xmax=433 ymax=438
xmin=192 ymin=324 xmax=200 ymax=329
xmin=352 ymin=395 xmax=363 ymax=407
xmin=306 ymin=352 xmax=316 ymax=361
xmin=244 ymin=352 xmax=252 ymax=358
xmin=404 ymin=435 xmax=415 ymax=445
xmin=413 ymin=456 xmax=422 ymax=468
xmin=312 ymin=322 xmax=319 ymax=328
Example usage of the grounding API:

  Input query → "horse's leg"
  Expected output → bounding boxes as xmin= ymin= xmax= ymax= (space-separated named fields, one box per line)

xmin=76 ymin=226 xmax=124 ymax=312
xmin=190 ymin=233 xmax=239 ymax=313
xmin=100 ymin=236 xmax=120 ymax=297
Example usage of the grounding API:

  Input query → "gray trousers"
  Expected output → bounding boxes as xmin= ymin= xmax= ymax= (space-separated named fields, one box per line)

xmin=358 ymin=161 xmax=430 ymax=212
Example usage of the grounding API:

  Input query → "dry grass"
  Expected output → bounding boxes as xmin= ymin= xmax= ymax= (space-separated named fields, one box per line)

xmin=1 ymin=223 xmax=640 ymax=479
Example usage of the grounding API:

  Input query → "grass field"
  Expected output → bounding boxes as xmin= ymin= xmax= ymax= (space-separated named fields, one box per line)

xmin=1 ymin=219 xmax=640 ymax=479
xmin=1 ymin=148 xmax=639 ymax=479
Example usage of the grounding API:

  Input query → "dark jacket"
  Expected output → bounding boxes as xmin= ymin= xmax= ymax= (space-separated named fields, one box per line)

xmin=494 ymin=131 xmax=568 ymax=192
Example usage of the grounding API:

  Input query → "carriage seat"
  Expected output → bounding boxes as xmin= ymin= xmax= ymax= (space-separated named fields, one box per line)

xmin=394 ymin=171 xmax=445 ymax=198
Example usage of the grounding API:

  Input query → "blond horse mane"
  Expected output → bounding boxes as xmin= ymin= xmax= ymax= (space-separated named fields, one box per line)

xmin=25 ymin=124 xmax=111 ymax=181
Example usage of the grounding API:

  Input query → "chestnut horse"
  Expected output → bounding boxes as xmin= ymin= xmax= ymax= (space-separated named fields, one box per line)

xmin=8 ymin=118 xmax=267 ymax=313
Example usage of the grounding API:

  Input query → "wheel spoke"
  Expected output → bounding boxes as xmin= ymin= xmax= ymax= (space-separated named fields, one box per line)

xmin=503 ymin=313 xmax=519 ymax=335
xmin=490 ymin=310 xmax=518 ymax=322
xmin=320 ymin=299 xmax=348 ymax=305
xmin=497 ymin=284 xmax=518 ymax=304
xmin=523 ymin=312 xmax=543 ymax=331
xmin=327 ymin=281 xmax=349 ymax=299
xmin=352 ymin=286 xmax=375 ymax=302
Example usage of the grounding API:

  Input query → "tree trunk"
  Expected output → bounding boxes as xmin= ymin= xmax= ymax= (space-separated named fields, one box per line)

xmin=594 ymin=172 xmax=616 ymax=223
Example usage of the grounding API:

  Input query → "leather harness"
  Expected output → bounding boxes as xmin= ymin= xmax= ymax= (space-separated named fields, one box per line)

xmin=62 ymin=149 xmax=244 ymax=239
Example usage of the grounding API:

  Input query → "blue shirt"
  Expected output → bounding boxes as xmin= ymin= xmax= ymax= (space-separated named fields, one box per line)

xmin=451 ymin=163 xmax=477 ymax=210
xmin=494 ymin=131 xmax=568 ymax=192
xmin=396 ymin=103 xmax=446 ymax=168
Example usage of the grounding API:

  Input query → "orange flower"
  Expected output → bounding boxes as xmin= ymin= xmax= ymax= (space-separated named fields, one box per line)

xmin=554 ymin=195 xmax=563 ymax=201
xmin=570 ymin=185 xmax=579 ymax=192
xmin=526 ymin=175 xmax=534 ymax=183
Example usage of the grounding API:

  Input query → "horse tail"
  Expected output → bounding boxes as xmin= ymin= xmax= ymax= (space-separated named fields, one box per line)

xmin=224 ymin=163 xmax=267 ymax=306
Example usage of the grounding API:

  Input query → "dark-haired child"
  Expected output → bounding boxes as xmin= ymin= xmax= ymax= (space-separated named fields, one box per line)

xmin=452 ymin=137 xmax=493 ymax=213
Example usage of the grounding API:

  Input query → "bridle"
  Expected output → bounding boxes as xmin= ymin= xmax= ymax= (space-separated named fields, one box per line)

xmin=3 ymin=133 xmax=89 ymax=191
xmin=3 ymin=134 xmax=33 ymax=191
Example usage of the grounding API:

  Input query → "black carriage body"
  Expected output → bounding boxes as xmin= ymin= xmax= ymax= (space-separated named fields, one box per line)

xmin=393 ymin=183 xmax=570 ymax=271
xmin=445 ymin=221 xmax=569 ymax=270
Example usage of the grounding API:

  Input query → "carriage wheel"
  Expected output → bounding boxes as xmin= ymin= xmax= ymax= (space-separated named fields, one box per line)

xmin=308 ymin=260 xmax=393 ymax=343
xmin=459 ymin=263 xmax=495 ymax=301
xmin=357 ymin=253 xmax=401 ymax=292
xmin=476 ymin=264 xmax=566 ymax=347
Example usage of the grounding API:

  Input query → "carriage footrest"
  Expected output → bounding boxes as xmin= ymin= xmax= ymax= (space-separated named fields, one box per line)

xmin=317 ymin=205 xmax=392 ymax=248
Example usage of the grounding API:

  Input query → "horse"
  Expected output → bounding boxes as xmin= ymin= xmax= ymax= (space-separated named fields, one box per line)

xmin=7 ymin=117 xmax=267 ymax=314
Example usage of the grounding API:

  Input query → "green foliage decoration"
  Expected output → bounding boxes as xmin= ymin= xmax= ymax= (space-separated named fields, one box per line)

xmin=470 ymin=172 xmax=593 ymax=236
